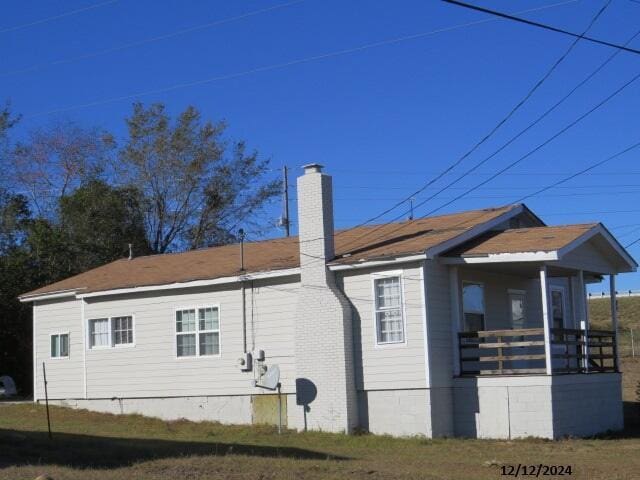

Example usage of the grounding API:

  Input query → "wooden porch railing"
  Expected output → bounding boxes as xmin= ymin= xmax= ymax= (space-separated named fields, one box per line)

xmin=458 ymin=327 xmax=617 ymax=376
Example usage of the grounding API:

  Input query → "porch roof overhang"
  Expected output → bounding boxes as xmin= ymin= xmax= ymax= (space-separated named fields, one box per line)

xmin=440 ymin=223 xmax=637 ymax=276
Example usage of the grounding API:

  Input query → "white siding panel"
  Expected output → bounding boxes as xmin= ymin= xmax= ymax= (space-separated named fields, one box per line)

xmin=339 ymin=262 xmax=427 ymax=391
xmin=77 ymin=277 xmax=299 ymax=399
xmin=555 ymin=241 xmax=616 ymax=274
xmin=34 ymin=299 xmax=84 ymax=400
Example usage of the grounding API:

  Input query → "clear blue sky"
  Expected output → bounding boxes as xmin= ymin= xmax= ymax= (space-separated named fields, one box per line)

xmin=2 ymin=0 xmax=640 ymax=292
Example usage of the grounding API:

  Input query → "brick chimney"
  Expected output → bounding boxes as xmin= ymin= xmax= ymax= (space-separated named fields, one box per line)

xmin=293 ymin=164 xmax=358 ymax=433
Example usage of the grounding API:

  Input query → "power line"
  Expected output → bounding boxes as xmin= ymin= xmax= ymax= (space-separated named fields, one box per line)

xmin=512 ymin=141 xmax=640 ymax=204
xmin=0 ymin=0 xmax=306 ymax=78
xmin=442 ymin=0 xmax=640 ymax=56
xmin=418 ymin=67 xmax=640 ymax=219
xmin=24 ymin=0 xmax=579 ymax=119
xmin=625 ymin=235 xmax=640 ymax=248
xmin=325 ymin=62 xmax=640 ymax=256
xmin=327 ymin=0 xmax=607 ymax=233
xmin=0 ymin=0 xmax=118 ymax=34
xmin=328 ymin=190 xmax=640 ymax=202
xmin=332 ymin=1 xmax=622 ymax=252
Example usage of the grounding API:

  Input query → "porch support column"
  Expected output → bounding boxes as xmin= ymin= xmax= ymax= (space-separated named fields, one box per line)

xmin=449 ymin=266 xmax=462 ymax=377
xmin=610 ymin=274 xmax=619 ymax=372
xmin=539 ymin=265 xmax=553 ymax=375
xmin=578 ymin=270 xmax=590 ymax=373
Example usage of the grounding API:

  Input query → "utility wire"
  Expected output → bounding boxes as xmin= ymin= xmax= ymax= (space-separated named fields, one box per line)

xmin=418 ymin=69 xmax=640 ymax=219
xmin=341 ymin=0 xmax=610 ymax=232
xmin=324 ymin=61 xmax=640 ymax=258
xmin=442 ymin=0 xmax=640 ymax=56
xmin=625 ymin=235 xmax=640 ymax=248
xmin=512 ymin=141 xmax=640 ymax=204
xmin=333 ymin=1 xmax=618 ymax=252
xmin=24 ymin=0 xmax=579 ymax=118
xmin=0 ymin=0 xmax=118 ymax=34
xmin=0 ymin=0 xmax=306 ymax=78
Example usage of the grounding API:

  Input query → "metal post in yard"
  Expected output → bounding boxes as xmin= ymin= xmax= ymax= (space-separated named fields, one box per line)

xmin=42 ymin=362 xmax=52 ymax=440
xmin=277 ymin=383 xmax=282 ymax=435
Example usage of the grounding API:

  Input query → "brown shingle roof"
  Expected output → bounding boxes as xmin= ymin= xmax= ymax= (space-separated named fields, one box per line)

xmin=449 ymin=224 xmax=598 ymax=257
xmin=22 ymin=205 xmax=519 ymax=297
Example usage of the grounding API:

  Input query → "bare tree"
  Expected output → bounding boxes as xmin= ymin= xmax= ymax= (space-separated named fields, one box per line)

xmin=9 ymin=122 xmax=114 ymax=218
xmin=118 ymin=103 xmax=280 ymax=253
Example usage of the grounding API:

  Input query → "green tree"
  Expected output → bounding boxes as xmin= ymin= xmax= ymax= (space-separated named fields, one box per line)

xmin=118 ymin=103 xmax=280 ymax=253
xmin=0 ymin=189 xmax=33 ymax=395
xmin=58 ymin=179 xmax=150 ymax=270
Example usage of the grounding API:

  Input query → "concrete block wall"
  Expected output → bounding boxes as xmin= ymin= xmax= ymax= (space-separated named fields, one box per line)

xmin=551 ymin=374 xmax=623 ymax=437
xmin=293 ymin=164 xmax=358 ymax=433
xmin=358 ymin=389 xmax=430 ymax=436
xmin=46 ymin=395 xmax=253 ymax=424
xmin=453 ymin=374 xmax=623 ymax=439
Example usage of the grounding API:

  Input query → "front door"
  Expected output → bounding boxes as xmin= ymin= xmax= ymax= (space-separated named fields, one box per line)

xmin=550 ymin=287 xmax=566 ymax=330
xmin=508 ymin=290 xmax=526 ymax=330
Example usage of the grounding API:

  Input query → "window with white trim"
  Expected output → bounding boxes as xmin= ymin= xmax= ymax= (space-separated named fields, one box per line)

xmin=462 ymin=282 xmax=485 ymax=331
xmin=50 ymin=333 xmax=69 ymax=358
xmin=176 ymin=307 xmax=220 ymax=357
xmin=89 ymin=318 xmax=110 ymax=348
xmin=88 ymin=316 xmax=135 ymax=349
xmin=373 ymin=276 xmax=405 ymax=344
xmin=112 ymin=316 xmax=134 ymax=346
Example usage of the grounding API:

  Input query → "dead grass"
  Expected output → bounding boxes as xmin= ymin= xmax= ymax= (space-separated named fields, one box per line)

xmin=590 ymin=296 xmax=640 ymax=357
xmin=2 ymin=361 xmax=640 ymax=480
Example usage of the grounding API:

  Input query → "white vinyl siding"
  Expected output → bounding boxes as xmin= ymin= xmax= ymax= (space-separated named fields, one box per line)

xmin=176 ymin=306 xmax=220 ymax=357
xmin=339 ymin=263 xmax=426 ymax=392
xmin=34 ymin=299 xmax=84 ymax=400
xmin=50 ymin=333 xmax=69 ymax=358
xmin=373 ymin=276 xmax=405 ymax=344
xmin=78 ymin=277 xmax=297 ymax=399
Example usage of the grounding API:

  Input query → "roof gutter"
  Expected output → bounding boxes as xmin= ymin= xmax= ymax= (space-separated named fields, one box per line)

xmin=75 ymin=267 xmax=301 ymax=299
xmin=328 ymin=253 xmax=427 ymax=271
xmin=19 ymin=288 xmax=81 ymax=303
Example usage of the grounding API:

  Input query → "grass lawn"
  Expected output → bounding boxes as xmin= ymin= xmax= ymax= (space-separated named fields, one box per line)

xmin=1 ymin=359 xmax=639 ymax=480
xmin=589 ymin=296 xmax=640 ymax=357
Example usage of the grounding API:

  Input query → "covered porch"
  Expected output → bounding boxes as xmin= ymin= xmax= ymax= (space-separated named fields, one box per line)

xmin=442 ymin=223 xmax=635 ymax=438
xmin=444 ymin=223 xmax=636 ymax=378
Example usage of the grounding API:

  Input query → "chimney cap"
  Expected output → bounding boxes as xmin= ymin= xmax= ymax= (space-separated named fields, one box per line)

xmin=302 ymin=163 xmax=324 ymax=174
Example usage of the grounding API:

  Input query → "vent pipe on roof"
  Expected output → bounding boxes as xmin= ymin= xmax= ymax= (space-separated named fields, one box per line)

xmin=238 ymin=228 xmax=246 ymax=272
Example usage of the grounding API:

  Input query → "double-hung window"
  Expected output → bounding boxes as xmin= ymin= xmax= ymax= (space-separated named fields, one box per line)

xmin=176 ymin=306 xmax=220 ymax=357
xmin=373 ymin=275 xmax=405 ymax=344
xmin=112 ymin=316 xmax=134 ymax=346
xmin=89 ymin=318 xmax=110 ymax=348
xmin=462 ymin=282 xmax=485 ymax=331
xmin=50 ymin=333 xmax=69 ymax=358
xmin=88 ymin=316 xmax=134 ymax=349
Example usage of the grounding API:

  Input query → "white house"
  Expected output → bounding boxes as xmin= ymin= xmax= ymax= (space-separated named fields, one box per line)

xmin=20 ymin=164 xmax=636 ymax=439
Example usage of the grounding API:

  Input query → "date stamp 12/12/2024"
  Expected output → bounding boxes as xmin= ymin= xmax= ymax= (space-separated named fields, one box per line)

xmin=500 ymin=464 xmax=573 ymax=477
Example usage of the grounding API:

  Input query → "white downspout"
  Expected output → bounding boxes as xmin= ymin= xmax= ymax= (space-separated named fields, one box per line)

xmin=81 ymin=298 xmax=88 ymax=398
xmin=33 ymin=301 xmax=38 ymax=403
